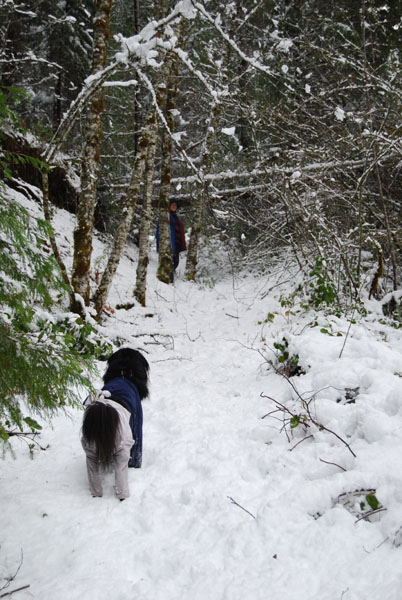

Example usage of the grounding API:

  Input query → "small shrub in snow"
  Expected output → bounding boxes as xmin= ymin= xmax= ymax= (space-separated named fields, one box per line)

xmin=272 ymin=336 xmax=304 ymax=377
xmin=309 ymin=257 xmax=337 ymax=308
xmin=337 ymin=489 xmax=385 ymax=523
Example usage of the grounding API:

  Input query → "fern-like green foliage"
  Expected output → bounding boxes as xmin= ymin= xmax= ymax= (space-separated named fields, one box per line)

xmin=0 ymin=195 xmax=99 ymax=446
xmin=0 ymin=86 xmax=107 ymax=448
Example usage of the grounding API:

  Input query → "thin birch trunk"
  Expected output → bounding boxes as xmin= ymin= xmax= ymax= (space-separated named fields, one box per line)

xmin=157 ymin=55 xmax=179 ymax=284
xmin=43 ymin=171 xmax=89 ymax=315
xmin=134 ymin=125 xmax=158 ymax=306
xmin=185 ymin=100 xmax=222 ymax=281
xmin=71 ymin=0 xmax=113 ymax=306
xmin=184 ymin=22 xmax=232 ymax=282
xmin=374 ymin=150 xmax=398 ymax=291
xmin=93 ymin=49 xmax=176 ymax=318
xmin=93 ymin=109 xmax=157 ymax=318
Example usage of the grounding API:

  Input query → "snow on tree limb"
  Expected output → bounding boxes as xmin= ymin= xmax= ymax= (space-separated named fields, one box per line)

xmin=44 ymin=1 xmax=196 ymax=164
xmin=190 ymin=0 xmax=274 ymax=78
xmin=136 ymin=66 xmax=203 ymax=184
xmin=165 ymin=157 xmax=374 ymax=186
xmin=172 ymin=46 xmax=225 ymax=100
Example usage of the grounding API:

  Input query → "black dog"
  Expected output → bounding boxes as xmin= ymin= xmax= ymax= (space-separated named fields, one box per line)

xmin=102 ymin=347 xmax=150 ymax=468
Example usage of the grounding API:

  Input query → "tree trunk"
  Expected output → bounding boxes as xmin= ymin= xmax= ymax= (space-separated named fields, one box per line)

xmin=42 ymin=171 xmax=71 ymax=290
xmin=374 ymin=152 xmax=398 ymax=291
xmin=42 ymin=170 xmax=88 ymax=315
xmin=93 ymin=47 xmax=177 ymax=318
xmin=184 ymin=20 xmax=235 ymax=282
xmin=157 ymin=55 xmax=179 ymax=284
xmin=134 ymin=126 xmax=158 ymax=306
xmin=71 ymin=0 xmax=113 ymax=306
xmin=93 ymin=109 xmax=157 ymax=318
xmin=185 ymin=99 xmax=222 ymax=281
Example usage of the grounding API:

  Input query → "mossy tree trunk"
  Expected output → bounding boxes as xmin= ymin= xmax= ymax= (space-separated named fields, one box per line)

xmin=93 ymin=45 xmax=178 ymax=318
xmin=134 ymin=126 xmax=158 ymax=306
xmin=93 ymin=109 xmax=157 ymax=318
xmin=71 ymin=0 xmax=113 ymax=306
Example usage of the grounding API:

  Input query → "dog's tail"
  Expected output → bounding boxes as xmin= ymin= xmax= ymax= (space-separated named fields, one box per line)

xmin=82 ymin=402 xmax=120 ymax=466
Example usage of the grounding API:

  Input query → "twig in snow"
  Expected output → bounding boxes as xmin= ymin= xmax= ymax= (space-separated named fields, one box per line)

xmin=354 ymin=507 xmax=387 ymax=524
xmin=5 ymin=431 xmax=48 ymax=452
xmin=152 ymin=356 xmax=192 ymax=363
xmin=363 ymin=537 xmax=390 ymax=554
xmin=303 ymin=400 xmax=356 ymax=458
xmin=0 ymin=550 xmax=26 ymax=597
xmin=338 ymin=309 xmax=356 ymax=359
xmin=137 ymin=333 xmax=175 ymax=349
xmin=319 ymin=458 xmax=347 ymax=472
xmin=289 ymin=435 xmax=314 ymax=451
xmin=227 ymin=496 xmax=256 ymax=519
xmin=0 ymin=585 xmax=30 ymax=598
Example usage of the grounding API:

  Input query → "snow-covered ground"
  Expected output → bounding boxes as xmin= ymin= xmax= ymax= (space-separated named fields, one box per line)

xmin=1 ymin=196 xmax=402 ymax=599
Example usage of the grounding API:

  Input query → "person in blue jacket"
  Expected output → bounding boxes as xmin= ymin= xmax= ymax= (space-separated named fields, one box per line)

xmin=101 ymin=347 xmax=150 ymax=468
xmin=156 ymin=198 xmax=187 ymax=282
xmin=168 ymin=198 xmax=186 ymax=274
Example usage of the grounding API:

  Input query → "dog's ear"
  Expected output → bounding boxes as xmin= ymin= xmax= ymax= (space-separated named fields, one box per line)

xmin=108 ymin=347 xmax=134 ymax=365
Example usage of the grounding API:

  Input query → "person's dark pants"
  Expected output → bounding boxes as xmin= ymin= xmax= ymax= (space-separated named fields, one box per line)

xmin=170 ymin=251 xmax=180 ymax=282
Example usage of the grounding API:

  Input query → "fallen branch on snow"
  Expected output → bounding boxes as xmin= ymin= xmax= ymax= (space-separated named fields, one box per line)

xmin=0 ymin=585 xmax=31 ymax=598
xmin=227 ymin=496 xmax=256 ymax=520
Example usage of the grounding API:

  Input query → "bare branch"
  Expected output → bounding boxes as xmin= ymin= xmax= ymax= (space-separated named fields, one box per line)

xmin=0 ymin=550 xmax=25 ymax=597
xmin=259 ymin=354 xmax=357 ymax=457
xmin=191 ymin=1 xmax=273 ymax=77
xmin=227 ymin=496 xmax=256 ymax=520
xmin=319 ymin=458 xmax=347 ymax=472
xmin=289 ymin=435 xmax=314 ymax=451
xmin=0 ymin=585 xmax=30 ymax=598
xmin=354 ymin=508 xmax=387 ymax=524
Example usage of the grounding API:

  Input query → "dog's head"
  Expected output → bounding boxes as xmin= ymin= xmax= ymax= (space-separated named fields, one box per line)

xmin=103 ymin=347 xmax=150 ymax=398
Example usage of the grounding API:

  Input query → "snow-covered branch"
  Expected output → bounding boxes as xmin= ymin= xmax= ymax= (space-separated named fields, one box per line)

xmin=44 ymin=1 xmax=197 ymax=164
xmin=136 ymin=65 xmax=203 ymax=184
xmin=190 ymin=0 xmax=274 ymax=78
xmin=166 ymin=156 xmax=375 ymax=186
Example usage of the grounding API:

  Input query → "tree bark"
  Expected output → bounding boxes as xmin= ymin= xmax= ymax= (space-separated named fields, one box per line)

xmin=93 ymin=47 xmax=178 ymax=318
xmin=374 ymin=152 xmax=398 ymax=291
xmin=185 ymin=99 xmax=222 ymax=281
xmin=134 ymin=124 xmax=158 ymax=306
xmin=157 ymin=55 xmax=179 ymax=284
xmin=71 ymin=0 xmax=113 ymax=306
xmin=41 ymin=171 xmax=71 ymax=290
xmin=93 ymin=110 xmax=156 ymax=318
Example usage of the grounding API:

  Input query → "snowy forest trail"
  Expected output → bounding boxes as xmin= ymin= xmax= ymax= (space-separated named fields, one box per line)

xmin=2 ymin=262 xmax=402 ymax=600
xmin=1 ymin=272 xmax=280 ymax=600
